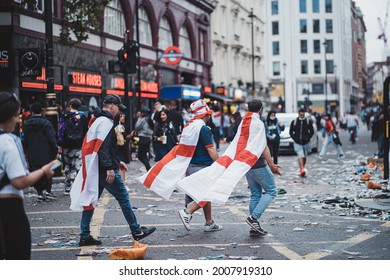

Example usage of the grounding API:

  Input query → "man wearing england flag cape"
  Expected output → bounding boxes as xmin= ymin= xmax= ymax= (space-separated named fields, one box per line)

xmin=70 ymin=94 xmax=155 ymax=246
xmin=139 ymin=99 xmax=222 ymax=231
xmin=176 ymin=99 xmax=282 ymax=235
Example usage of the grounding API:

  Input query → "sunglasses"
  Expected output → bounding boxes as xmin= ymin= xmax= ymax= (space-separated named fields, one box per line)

xmin=0 ymin=93 xmax=19 ymax=106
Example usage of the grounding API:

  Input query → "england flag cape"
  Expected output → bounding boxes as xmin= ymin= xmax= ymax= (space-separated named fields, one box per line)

xmin=139 ymin=118 xmax=204 ymax=199
xmin=70 ymin=116 xmax=113 ymax=211
xmin=176 ymin=112 xmax=266 ymax=205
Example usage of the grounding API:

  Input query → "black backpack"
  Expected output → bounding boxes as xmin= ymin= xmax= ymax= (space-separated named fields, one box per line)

xmin=64 ymin=113 xmax=84 ymax=143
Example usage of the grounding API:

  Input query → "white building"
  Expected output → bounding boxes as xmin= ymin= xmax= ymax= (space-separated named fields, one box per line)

xmin=265 ymin=0 xmax=353 ymax=115
xmin=210 ymin=0 xmax=266 ymax=103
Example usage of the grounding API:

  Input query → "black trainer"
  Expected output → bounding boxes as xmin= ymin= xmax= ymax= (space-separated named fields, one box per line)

xmin=78 ymin=235 xmax=102 ymax=246
xmin=245 ymin=216 xmax=267 ymax=235
xmin=249 ymin=228 xmax=267 ymax=237
xmin=132 ymin=226 xmax=156 ymax=241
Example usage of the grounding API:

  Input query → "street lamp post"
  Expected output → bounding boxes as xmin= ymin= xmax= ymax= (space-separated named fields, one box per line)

xmin=323 ymin=39 xmax=328 ymax=113
xmin=44 ymin=0 xmax=58 ymax=133
xmin=248 ymin=8 xmax=256 ymax=97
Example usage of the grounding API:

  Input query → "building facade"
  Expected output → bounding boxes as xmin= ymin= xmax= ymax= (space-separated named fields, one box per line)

xmin=264 ymin=0 xmax=362 ymax=116
xmin=210 ymin=0 xmax=266 ymax=104
xmin=0 ymin=0 xmax=214 ymax=111
xmin=351 ymin=1 xmax=367 ymax=112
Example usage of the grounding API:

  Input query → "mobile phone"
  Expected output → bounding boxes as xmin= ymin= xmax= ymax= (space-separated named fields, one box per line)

xmin=50 ymin=160 xmax=62 ymax=171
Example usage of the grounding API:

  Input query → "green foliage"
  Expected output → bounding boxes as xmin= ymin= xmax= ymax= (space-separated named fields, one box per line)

xmin=21 ymin=0 xmax=111 ymax=45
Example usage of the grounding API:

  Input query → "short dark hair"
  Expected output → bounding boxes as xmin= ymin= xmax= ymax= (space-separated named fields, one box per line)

xmin=298 ymin=108 xmax=305 ymax=113
xmin=30 ymin=102 xmax=42 ymax=114
xmin=68 ymin=98 xmax=82 ymax=109
xmin=247 ymin=99 xmax=263 ymax=113
xmin=0 ymin=92 xmax=20 ymax=123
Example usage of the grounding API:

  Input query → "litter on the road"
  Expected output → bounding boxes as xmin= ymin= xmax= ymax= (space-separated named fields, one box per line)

xmin=108 ymin=241 xmax=148 ymax=260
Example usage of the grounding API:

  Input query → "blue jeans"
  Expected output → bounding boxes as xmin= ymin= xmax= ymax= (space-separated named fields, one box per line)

xmin=347 ymin=125 xmax=358 ymax=138
xmin=245 ymin=166 xmax=277 ymax=220
xmin=319 ymin=134 xmax=344 ymax=157
xmin=80 ymin=169 xmax=140 ymax=237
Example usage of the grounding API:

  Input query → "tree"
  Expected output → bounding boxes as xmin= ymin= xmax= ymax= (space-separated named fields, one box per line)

xmin=22 ymin=0 xmax=110 ymax=45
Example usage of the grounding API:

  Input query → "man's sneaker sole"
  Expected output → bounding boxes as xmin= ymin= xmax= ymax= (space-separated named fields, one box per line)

xmin=178 ymin=209 xmax=191 ymax=231
xmin=132 ymin=227 xmax=156 ymax=241
xmin=250 ymin=230 xmax=267 ymax=237
xmin=245 ymin=218 xmax=267 ymax=235
xmin=204 ymin=224 xmax=223 ymax=232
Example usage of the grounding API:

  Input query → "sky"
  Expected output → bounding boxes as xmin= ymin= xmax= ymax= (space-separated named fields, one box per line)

xmin=353 ymin=0 xmax=389 ymax=63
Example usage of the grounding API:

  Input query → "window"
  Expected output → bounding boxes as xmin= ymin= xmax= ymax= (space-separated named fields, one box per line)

xmin=300 ymin=19 xmax=307 ymax=33
xmin=104 ymin=0 xmax=126 ymax=37
xmin=313 ymin=40 xmax=320 ymax=53
xmin=325 ymin=0 xmax=332 ymax=13
xmin=299 ymin=0 xmax=307 ymax=13
xmin=312 ymin=0 xmax=319 ymax=13
xmin=179 ymin=26 xmax=192 ymax=58
xmin=312 ymin=83 xmax=324 ymax=94
xmin=271 ymin=0 xmax=279 ymax=15
xmin=301 ymin=60 xmax=308 ymax=74
xmin=199 ymin=30 xmax=206 ymax=61
xmin=273 ymin=61 xmax=281 ymax=76
xmin=138 ymin=8 xmax=152 ymax=45
xmin=300 ymin=40 xmax=308 ymax=53
xmin=313 ymin=19 xmax=320 ymax=33
xmin=326 ymin=19 xmax=333 ymax=33
xmin=314 ymin=60 xmax=321 ymax=74
xmin=325 ymin=39 xmax=333 ymax=53
xmin=272 ymin=41 xmax=280 ymax=55
xmin=326 ymin=60 xmax=334 ymax=74
xmin=158 ymin=17 xmax=173 ymax=50
xmin=272 ymin=21 xmax=279 ymax=35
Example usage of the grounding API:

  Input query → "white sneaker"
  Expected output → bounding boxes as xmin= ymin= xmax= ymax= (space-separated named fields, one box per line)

xmin=178 ymin=209 xmax=192 ymax=231
xmin=204 ymin=221 xmax=223 ymax=232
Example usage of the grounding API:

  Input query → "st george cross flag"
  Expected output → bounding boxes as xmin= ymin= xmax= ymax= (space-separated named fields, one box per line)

xmin=70 ymin=116 xmax=113 ymax=211
xmin=139 ymin=118 xmax=205 ymax=199
xmin=176 ymin=112 xmax=266 ymax=205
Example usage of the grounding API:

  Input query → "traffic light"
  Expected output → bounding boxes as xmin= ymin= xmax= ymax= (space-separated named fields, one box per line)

xmin=124 ymin=40 xmax=139 ymax=74
xmin=108 ymin=40 xmax=139 ymax=74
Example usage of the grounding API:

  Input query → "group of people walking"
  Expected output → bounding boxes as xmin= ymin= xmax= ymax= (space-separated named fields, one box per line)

xmin=2 ymin=89 xmax=380 ymax=260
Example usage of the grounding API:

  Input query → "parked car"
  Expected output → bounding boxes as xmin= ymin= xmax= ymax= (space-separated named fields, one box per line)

xmin=276 ymin=113 xmax=319 ymax=155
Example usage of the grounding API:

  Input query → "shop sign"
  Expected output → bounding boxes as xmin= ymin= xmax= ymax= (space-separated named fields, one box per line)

xmin=216 ymin=86 xmax=228 ymax=96
xmin=69 ymin=71 xmax=102 ymax=87
xmin=140 ymin=81 xmax=158 ymax=93
xmin=19 ymin=49 xmax=42 ymax=77
xmin=0 ymin=35 xmax=13 ymax=87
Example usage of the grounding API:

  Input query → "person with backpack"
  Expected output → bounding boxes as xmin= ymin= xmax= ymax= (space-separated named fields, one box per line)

xmin=58 ymin=98 xmax=88 ymax=195
xmin=289 ymin=108 xmax=314 ymax=177
xmin=317 ymin=113 xmax=345 ymax=160
xmin=23 ymin=102 xmax=58 ymax=201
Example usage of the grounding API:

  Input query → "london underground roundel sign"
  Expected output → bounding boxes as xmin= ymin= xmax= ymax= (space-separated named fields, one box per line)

xmin=163 ymin=46 xmax=183 ymax=65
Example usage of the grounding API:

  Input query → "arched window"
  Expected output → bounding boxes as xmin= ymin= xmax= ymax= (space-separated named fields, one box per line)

xmin=158 ymin=16 xmax=173 ymax=50
xmin=179 ymin=26 xmax=192 ymax=58
xmin=104 ymin=0 xmax=125 ymax=37
xmin=138 ymin=7 xmax=152 ymax=45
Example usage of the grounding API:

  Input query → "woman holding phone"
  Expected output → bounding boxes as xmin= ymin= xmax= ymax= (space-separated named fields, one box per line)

xmin=0 ymin=91 xmax=57 ymax=260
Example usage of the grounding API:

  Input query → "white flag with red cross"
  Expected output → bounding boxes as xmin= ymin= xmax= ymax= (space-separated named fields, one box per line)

xmin=70 ymin=116 xmax=113 ymax=211
xmin=176 ymin=112 xmax=267 ymax=205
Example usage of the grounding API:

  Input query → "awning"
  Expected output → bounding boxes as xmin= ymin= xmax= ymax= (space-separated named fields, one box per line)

xmin=161 ymin=85 xmax=201 ymax=100
xmin=204 ymin=93 xmax=233 ymax=102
